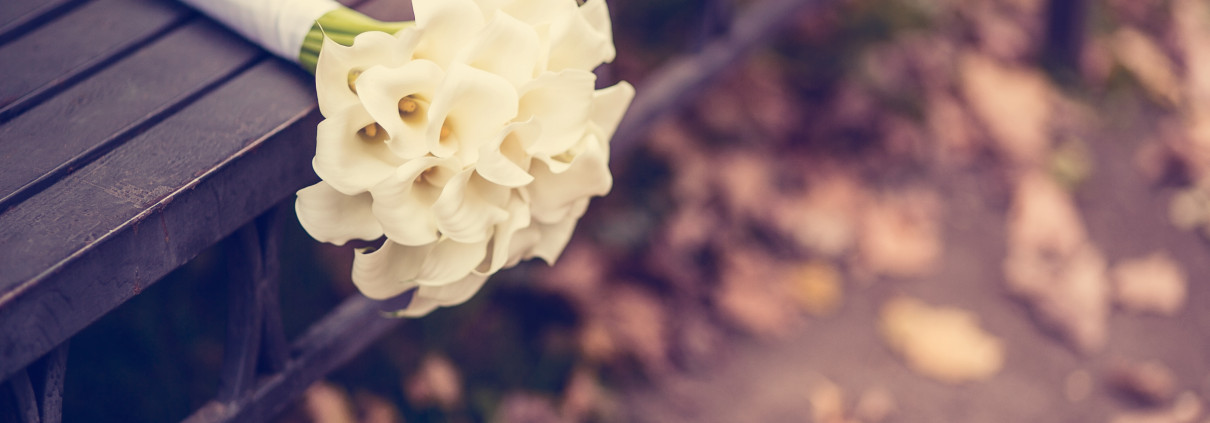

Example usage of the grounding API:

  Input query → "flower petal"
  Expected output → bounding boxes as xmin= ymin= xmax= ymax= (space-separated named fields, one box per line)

xmin=497 ymin=0 xmax=576 ymax=26
xmin=412 ymin=0 xmax=487 ymax=68
xmin=355 ymin=60 xmax=445 ymax=160
xmin=477 ymin=120 xmax=538 ymax=187
xmin=415 ymin=237 xmax=490 ymax=285
xmin=351 ymin=241 xmax=430 ymax=299
xmin=476 ymin=192 xmax=532 ymax=274
xmin=590 ymin=80 xmax=635 ymax=142
xmin=433 ymin=169 xmax=511 ymax=243
xmin=453 ymin=11 xmax=542 ymax=87
xmin=295 ymin=181 xmax=384 ymax=245
xmin=313 ymin=106 xmax=402 ymax=194
xmin=315 ymin=30 xmax=419 ymax=117
xmin=370 ymin=156 xmax=460 ymax=246
xmin=528 ymin=132 xmax=611 ymax=223
xmin=398 ymin=273 xmax=490 ymax=317
xmin=519 ymin=70 xmax=596 ymax=156
xmin=528 ymin=200 xmax=587 ymax=264
xmin=426 ymin=64 xmax=520 ymax=162
xmin=546 ymin=0 xmax=615 ymax=71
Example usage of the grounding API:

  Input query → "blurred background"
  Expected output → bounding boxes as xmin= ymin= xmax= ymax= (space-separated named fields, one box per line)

xmin=62 ymin=0 xmax=1210 ymax=421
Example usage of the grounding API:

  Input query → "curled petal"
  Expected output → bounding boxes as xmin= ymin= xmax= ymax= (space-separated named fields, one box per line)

xmin=412 ymin=0 xmax=487 ymax=68
xmin=415 ymin=237 xmax=490 ymax=285
xmin=295 ymin=181 xmax=384 ymax=245
xmin=547 ymin=0 xmax=615 ymax=71
xmin=351 ymin=241 xmax=431 ymax=299
xmin=313 ymin=106 xmax=402 ymax=195
xmin=528 ymin=199 xmax=588 ymax=264
xmin=453 ymin=11 xmax=542 ymax=87
xmin=529 ymin=132 xmax=611 ymax=223
xmin=477 ymin=120 xmax=538 ymax=187
xmin=590 ymin=80 xmax=635 ymax=142
xmin=398 ymin=273 xmax=490 ymax=317
xmin=433 ymin=169 xmax=511 ymax=243
xmin=476 ymin=192 xmax=532 ymax=275
xmin=355 ymin=60 xmax=445 ymax=159
xmin=519 ymin=70 xmax=595 ymax=156
xmin=426 ymin=64 xmax=519 ymax=162
xmin=315 ymin=30 xmax=419 ymax=117
xmin=370 ymin=156 xmax=460 ymax=246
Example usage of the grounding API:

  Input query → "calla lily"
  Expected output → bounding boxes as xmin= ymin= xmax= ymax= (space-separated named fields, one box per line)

xmin=296 ymin=0 xmax=632 ymax=317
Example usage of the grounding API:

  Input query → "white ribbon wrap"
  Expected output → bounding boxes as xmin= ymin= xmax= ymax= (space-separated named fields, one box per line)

xmin=181 ymin=0 xmax=341 ymax=61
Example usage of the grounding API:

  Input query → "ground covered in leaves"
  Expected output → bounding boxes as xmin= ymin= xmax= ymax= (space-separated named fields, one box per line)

xmin=61 ymin=0 xmax=1210 ymax=421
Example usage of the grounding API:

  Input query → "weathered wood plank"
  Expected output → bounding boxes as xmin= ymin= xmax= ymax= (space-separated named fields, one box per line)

xmin=0 ymin=60 xmax=320 ymax=381
xmin=0 ymin=20 xmax=260 ymax=212
xmin=0 ymin=0 xmax=191 ymax=120
xmin=0 ymin=0 xmax=84 ymax=46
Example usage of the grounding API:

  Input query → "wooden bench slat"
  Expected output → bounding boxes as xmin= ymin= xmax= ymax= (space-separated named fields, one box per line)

xmin=0 ymin=0 xmax=84 ymax=45
xmin=0 ymin=20 xmax=261 ymax=212
xmin=0 ymin=0 xmax=191 ymax=121
xmin=0 ymin=59 xmax=320 ymax=381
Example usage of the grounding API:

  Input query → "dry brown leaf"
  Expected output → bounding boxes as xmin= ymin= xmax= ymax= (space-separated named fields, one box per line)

xmin=960 ymin=54 xmax=1054 ymax=165
xmin=1110 ymin=391 xmax=1203 ymax=423
xmin=771 ymin=171 xmax=866 ymax=257
xmin=716 ymin=250 xmax=801 ymax=336
xmin=1113 ymin=252 xmax=1188 ymax=316
xmin=355 ymin=391 xmax=405 ymax=423
xmin=561 ymin=368 xmax=602 ymax=422
xmin=405 ymin=354 xmax=462 ymax=410
xmin=878 ymin=297 xmax=1005 ymax=384
xmin=854 ymin=386 xmax=897 ymax=423
xmin=1004 ymin=172 xmax=1110 ymax=353
xmin=808 ymin=378 xmax=848 ymax=423
xmin=858 ymin=190 xmax=942 ymax=278
xmin=926 ymin=93 xmax=980 ymax=165
xmin=304 ymin=381 xmax=358 ymax=423
xmin=1109 ymin=359 xmax=1179 ymax=406
xmin=789 ymin=260 xmax=844 ymax=317
xmin=604 ymin=285 xmax=671 ymax=373
xmin=494 ymin=393 xmax=564 ymax=423
xmin=1113 ymin=27 xmax=1182 ymax=106
xmin=1175 ymin=0 xmax=1210 ymax=149
xmin=717 ymin=151 xmax=777 ymax=220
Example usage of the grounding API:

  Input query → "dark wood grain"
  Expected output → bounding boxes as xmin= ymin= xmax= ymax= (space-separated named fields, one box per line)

xmin=0 ymin=60 xmax=320 ymax=381
xmin=0 ymin=20 xmax=261 ymax=212
xmin=0 ymin=0 xmax=191 ymax=121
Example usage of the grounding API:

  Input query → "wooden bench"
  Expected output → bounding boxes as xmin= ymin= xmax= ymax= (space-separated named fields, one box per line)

xmin=0 ymin=0 xmax=839 ymax=420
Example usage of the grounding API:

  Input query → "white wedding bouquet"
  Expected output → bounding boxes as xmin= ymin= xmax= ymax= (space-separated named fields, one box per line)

xmin=181 ymin=0 xmax=633 ymax=316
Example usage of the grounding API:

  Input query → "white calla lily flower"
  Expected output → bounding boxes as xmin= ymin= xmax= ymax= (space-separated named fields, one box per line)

xmin=295 ymin=0 xmax=633 ymax=317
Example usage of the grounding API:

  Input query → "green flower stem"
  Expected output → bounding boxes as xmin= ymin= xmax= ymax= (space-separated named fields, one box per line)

xmin=299 ymin=7 xmax=415 ymax=74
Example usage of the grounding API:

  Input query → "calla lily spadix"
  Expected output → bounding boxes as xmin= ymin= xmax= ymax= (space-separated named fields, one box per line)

xmin=179 ymin=0 xmax=634 ymax=317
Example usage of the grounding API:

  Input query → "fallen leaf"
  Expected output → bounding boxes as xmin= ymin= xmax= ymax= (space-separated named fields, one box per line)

xmin=1110 ymin=391 xmax=1202 ymax=423
xmin=878 ymin=297 xmax=1006 ymax=383
xmin=789 ymin=260 xmax=844 ymax=317
xmin=716 ymin=250 xmax=801 ymax=337
xmin=1004 ymin=172 xmax=1110 ymax=353
xmin=960 ymin=54 xmax=1054 ymax=165
xmin=1109 ymin=359 xmax=1179 ymax=406
xmin=304 ymin=381 xmax=358 ymax=423
xmin=405 ymin=354 xmax=462 ymax=410
xmin=1112 ymin=27 xmax=1182 ymax=106
xmin=854 ymin=386 xmax=897 ymax=423
xmin=771 ymin=171 xmax=866 ymax=257
xmin=858 ymin=190 xmax=942 ymax=278
xmin=494 ymin=392 xmax=563 ymax=423
xmin=1113 ymin=252 xmax=1188 ymax=316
